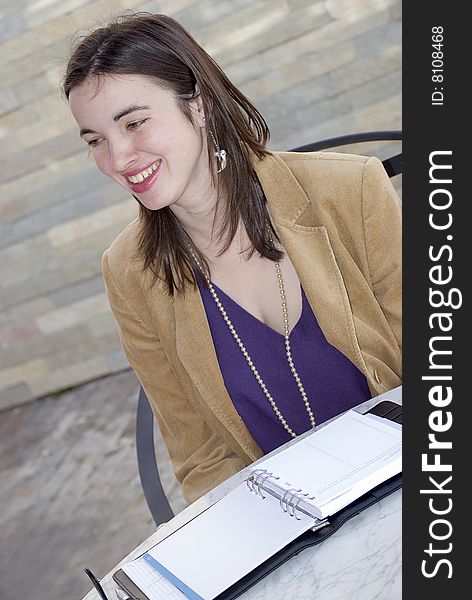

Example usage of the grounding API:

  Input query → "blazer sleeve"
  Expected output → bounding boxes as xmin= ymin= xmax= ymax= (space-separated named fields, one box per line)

xmin=361 ymin=156 xmax=402 ymax=352
xmin=102 ymin=250 xmax=246 ymax=504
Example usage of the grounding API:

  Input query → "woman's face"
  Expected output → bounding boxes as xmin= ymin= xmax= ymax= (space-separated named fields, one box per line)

xmin=69 ymin=74 xmax=210 ymax=211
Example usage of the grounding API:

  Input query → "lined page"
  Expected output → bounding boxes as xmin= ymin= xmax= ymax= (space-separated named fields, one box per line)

xmin=258 ymin=410 xmax=402 ymax=518
xmin=122 ymin=557 xmax=187 ymax=600
xmin=146 ymin=483 xmax=316 ymax=599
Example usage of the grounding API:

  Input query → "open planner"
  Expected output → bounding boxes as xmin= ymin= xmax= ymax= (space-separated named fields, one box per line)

xmin=113 ymin=399 xmax=402 ymax=600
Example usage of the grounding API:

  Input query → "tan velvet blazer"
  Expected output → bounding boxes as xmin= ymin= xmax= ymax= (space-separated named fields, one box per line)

xmin=102 ymin=151 xmax=402 ymax=503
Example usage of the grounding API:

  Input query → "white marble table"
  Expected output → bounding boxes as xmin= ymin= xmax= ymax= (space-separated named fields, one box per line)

xmin=83 ymin=386 xmax=402 ymax=600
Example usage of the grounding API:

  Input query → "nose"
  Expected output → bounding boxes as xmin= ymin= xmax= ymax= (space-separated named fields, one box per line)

xmin=108 ymin=135 xmax=139 ymax=174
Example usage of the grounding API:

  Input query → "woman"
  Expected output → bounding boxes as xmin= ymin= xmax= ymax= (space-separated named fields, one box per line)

xmin=63 ymin=13 xmax=402 ymax=504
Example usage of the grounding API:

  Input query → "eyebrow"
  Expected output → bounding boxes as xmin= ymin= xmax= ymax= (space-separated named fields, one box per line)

xmin=79 ymin=105 xmax=151 ymax=137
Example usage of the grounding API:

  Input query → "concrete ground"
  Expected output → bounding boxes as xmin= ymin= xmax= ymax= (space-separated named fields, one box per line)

xmin=0 ymin=368 xmax=187 ymax=600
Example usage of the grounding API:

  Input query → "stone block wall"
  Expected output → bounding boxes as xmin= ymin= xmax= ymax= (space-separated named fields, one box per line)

xmin=0 ymin=0 xmax=401 ymax=410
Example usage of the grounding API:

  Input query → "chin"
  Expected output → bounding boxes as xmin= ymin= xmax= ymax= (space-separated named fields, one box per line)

xmin=137 ymin=196 xmax=174 ymax=212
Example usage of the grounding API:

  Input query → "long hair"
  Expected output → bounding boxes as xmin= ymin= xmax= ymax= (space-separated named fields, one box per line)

xmin=63 ymin=12 xmax=283 ymax=294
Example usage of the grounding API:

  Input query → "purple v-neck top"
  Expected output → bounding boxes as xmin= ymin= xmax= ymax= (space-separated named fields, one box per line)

xmin=197 ymin=279 xmax=371 ymax=453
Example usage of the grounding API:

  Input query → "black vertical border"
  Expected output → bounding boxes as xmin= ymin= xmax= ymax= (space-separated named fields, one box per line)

xmin=403 ymin=2 xmax=466 ymax=598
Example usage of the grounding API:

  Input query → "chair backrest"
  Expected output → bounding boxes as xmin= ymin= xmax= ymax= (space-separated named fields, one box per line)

xmin=136 ymin=386 xmax=175 ymax=525
xmin=135 ymin=130 xmax=402 ymax=526
xmin=290 ymin=130 xmax=402 ymax=176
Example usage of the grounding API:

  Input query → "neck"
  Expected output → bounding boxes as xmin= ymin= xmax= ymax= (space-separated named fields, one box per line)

xmin=170 ymin=184 xmax=231 ymax=256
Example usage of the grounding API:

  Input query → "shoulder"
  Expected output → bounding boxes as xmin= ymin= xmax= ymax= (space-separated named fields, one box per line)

xmin=102 ymin=216 xmax=173 ymax=326
xmin=261 ymin=150 xmax=390 ymax=224
xmin=102 ymin=217 xmax=153 ymax=291
xmin=271 ymin=150 xmax=384 ymax=194
xmin=103 ymin=217 xmax=139 ymax=266
xmin=274 ymin=149 xmax=370 ymax=170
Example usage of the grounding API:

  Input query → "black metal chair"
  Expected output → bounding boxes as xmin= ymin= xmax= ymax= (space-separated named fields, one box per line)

xmin=136 ymin=130 xmax=402 ymax=526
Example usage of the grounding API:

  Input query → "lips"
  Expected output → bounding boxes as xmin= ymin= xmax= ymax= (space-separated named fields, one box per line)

xmin=125 ymin=160 xmax=161 ymax=193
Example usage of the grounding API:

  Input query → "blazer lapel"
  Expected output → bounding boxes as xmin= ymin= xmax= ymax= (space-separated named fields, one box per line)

xmin=174 ymin=284 xmax=262 ymax=460
xmin=255 ymin=152 xmax=373 ymax=385
xmin=277 ymin=222 xmax=371 ymax=379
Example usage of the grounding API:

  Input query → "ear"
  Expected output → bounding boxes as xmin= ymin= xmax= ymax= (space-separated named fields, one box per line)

xmin=188 ymin=83 xmax=206 ymax=127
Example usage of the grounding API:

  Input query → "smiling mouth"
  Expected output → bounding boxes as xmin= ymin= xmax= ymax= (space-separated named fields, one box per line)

xmin=126 ymin=160 xmax=161 ymax=183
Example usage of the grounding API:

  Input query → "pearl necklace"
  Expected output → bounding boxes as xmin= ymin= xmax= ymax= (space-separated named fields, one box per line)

xmin=189 ymin=238 xmax=316 ymax=438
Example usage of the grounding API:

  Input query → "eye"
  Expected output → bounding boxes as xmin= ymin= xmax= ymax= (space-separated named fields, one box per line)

xmin=126 ymin=119 xmax=148 ymax=131
xmin=86 ymin=138 xmax=102 ymax=148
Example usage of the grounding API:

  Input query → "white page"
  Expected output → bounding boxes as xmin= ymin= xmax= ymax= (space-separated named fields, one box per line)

xmin=122 ymin=557 xmax=187 ymax=600
xmin=147 ymin=483 xmax=316 ymax=599
xmin=257 ymin=410 xmax=401 ymax=517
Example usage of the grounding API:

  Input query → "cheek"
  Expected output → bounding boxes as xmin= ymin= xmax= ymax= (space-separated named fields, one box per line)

xmin=92 ymin=149 xmax=111 ymax=175
xmin=143 ymin=129 xmax=169 ymax=155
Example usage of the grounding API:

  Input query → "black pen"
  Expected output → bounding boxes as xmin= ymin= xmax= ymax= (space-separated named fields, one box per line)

xmin=83 ymin=567 xmax=110 ymax=600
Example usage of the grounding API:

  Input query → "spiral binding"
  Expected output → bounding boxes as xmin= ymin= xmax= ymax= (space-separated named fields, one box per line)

xmin=246 ymin=469 xmax=314 ymax=520
xmin=246 ymin=469 xmax=279 ymax=500
xmin=290 ymin=491 xmax=313 ymax=520
xmin=279 ymin=488 xmax=315 ymax=520
xmin=280 ymin=488 xmax=300 ymax=515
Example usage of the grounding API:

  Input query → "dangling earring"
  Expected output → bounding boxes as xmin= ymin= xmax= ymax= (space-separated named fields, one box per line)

xmin=207 ymin=125 xmax=227 ymax=173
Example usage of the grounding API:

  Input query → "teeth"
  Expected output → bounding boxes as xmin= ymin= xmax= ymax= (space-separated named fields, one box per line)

xmin=127 ymin=161 xmax=159 ymax=184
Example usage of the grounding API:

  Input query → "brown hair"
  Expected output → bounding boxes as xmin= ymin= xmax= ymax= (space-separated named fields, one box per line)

xmin=63 ymin=12 xmax=282 ymax=294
